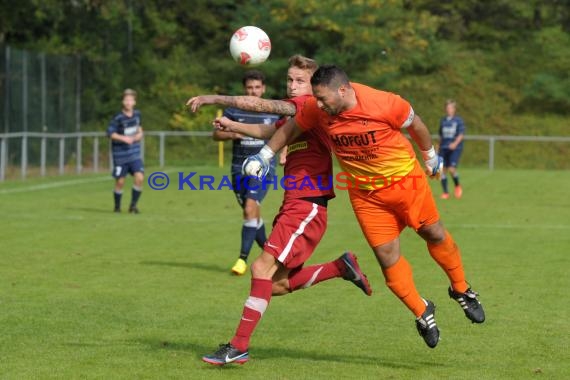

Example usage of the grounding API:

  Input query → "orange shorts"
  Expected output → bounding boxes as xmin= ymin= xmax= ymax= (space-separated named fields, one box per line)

xmin=348 ymin=161 xmax=440 ymax=248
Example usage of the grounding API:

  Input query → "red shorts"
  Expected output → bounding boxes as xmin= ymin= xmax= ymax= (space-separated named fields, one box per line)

xmin=264 ymin=198 xmax=327 ymax=269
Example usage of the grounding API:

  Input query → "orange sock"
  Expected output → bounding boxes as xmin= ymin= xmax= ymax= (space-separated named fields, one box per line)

xmin=382 ymin=256 xmax=426 ymax=317
xmin=427 ymin=230 xmax=468 ymax=293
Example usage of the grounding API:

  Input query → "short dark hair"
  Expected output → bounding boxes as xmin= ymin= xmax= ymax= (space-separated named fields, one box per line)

xmin=242 ymin=70 xmax=265 ymax=86
xmin=310 ymin=65 xmax=350 ymax=88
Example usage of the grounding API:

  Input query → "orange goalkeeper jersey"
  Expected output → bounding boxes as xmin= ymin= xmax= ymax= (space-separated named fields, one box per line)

xmin=295 ymin=83 xmax=417 ymax=190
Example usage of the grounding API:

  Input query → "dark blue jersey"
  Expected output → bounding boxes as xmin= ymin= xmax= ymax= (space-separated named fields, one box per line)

xmin=439 ymin=115 xmax=465 ymax=149
xmin=107 ymin=110 xmax=142 ymax=165
xmin=223 ymin=107 xmax=280 ymax=174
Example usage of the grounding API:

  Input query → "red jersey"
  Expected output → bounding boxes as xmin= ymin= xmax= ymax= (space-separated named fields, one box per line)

xmin=275 ymin=95 xmax=335 ymax=201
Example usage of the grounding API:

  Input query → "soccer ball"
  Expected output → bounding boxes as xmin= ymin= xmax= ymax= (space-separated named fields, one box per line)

xmin=229 ymin=26 xmax=271 ymax=66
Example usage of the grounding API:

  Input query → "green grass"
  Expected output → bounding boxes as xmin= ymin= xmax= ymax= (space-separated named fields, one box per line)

xmin=0 ymin=166 xmax=569 ymax=379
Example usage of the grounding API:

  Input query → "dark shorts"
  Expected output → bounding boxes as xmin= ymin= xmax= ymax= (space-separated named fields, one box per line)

xmin=232 ymin=173 xmax=271 ymax=207
xmin=264 ymin=198 xmax=328 ymax=269
xmin=112 ymin=159 xmax=144 ymax=178
xmin=439 ymin=148 xmax=463 ymax=168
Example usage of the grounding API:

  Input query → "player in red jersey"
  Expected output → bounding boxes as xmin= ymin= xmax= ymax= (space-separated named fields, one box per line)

xmin=187 ymin=55 xmax=372 ymax=366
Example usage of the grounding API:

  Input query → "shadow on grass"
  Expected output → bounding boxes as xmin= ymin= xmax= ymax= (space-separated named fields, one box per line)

xmin=135 ymin=338 xmax=445 ymax=370
xmin=139 ymin=260 xmax=228 ymax=274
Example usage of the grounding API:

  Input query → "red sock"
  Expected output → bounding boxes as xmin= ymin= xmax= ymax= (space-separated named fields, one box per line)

xmin=382 ymin=256 xmax=426 ymax=317
xmin=427 ymin=231 xmax=468 ymax=293
xmin=230 ymin=278 xmax=272 ymax=352
xmin=288 ymin=260 xmax=344 ymax=292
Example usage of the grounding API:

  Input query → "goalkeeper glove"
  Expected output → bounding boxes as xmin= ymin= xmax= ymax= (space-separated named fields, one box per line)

xmin=421 ymin=146 xmax=444 ymax=179
xmin=242 ymin=145 xmax=275 ymax=180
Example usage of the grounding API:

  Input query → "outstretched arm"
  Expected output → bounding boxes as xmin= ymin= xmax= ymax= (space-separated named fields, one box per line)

xmin=187 ymin=95 xmax=296 ymax=116
xmin=215 ymin=116 xmax=276 ymax=140
xmin=212 ymin=129 xmax=243 ymax=141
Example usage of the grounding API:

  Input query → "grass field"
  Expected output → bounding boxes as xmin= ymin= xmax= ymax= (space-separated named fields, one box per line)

xmin=1 ymin=166 xmax=569 ymax=379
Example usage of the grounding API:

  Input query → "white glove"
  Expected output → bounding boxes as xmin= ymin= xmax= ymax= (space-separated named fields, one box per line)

xmin=242 ymin=145 xmax=275 ymax=180
xmin=421 ymin=146 xmax=444 ymax=179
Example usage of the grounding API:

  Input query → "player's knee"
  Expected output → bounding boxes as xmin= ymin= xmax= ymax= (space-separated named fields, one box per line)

xmin=243 ymin=201 xmax=258 ymax=219
xmin=271 ymin=279 xmax=291 ymax=296
xmin=418 ymin=222 xmax=445 ymax=243
xmin=373 ymin=240 xmax=400 ymax=268
xmin=250 ymin=254 xmax=276 ymax=279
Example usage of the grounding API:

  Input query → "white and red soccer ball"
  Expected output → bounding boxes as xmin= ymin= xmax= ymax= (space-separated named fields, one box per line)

xmin=229 ymin=26 xmax=271 ymax=66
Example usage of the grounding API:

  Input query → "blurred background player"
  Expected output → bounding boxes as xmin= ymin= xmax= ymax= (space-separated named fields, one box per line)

xmin=189 ymin=55 xmax=372 ymax=366
xmin=212 ymin=70 xmax=280 ymax=275
xmin=438 ymin=99 xmax=465 ymax=199
xmin=107 ymin=89 xmax=144 ymax=213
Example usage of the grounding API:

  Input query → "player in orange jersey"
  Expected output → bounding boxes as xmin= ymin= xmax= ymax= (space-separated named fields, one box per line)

xmin=244 ymin=65 xmax=485 ymax=349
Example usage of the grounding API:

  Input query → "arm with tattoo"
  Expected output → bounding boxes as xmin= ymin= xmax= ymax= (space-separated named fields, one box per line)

xmin=187 ymin=95 xmax=297 ymax=116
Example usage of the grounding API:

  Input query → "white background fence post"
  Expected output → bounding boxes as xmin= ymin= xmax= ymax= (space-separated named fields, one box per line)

xmin=76 ymin=136 xmax=82 ymax=174
xmin=40 ymin=136 xmax=47 ymax=176
xmin=59 ymin=137 xmax=65 ymax=175
xmin=0 ymin=137 xmax=6 ymax=181
xmin=489 ymin=137 xmax=495 ymax=171
xmin=93 ymin=137 xmax=99 ymax=173
xmin=21 ymin=134 xmax=27 ymax=179
xmin=159 ymin=132 xmax=165 ymax=168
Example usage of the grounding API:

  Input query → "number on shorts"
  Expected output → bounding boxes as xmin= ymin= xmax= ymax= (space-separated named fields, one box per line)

xmin=115 ymin=166 xmax=122 ymax=177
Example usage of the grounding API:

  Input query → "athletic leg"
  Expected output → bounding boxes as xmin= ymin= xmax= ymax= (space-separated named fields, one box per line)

xmin=202 ymin=251 xmax=278 ymax=365
xmin=418 ymin=221 xmax=467 ymax=292
xmin=440 ymin=167 xmax=449 ymax=198
xmin=374 ymin=238 xmax=426 ymax=316
xmin=255 ymin=218 xmax=267 ymax=248
xmin=240 ymin=198 xmax=259 ymax=260
xmin=349 ymin=172 xmax=439 ymax=348
xmin=113 ymin=176 xmax=125 ymax=212
xmin=449 ymin=148 xmax=462 ymax=198
xmin=418 ymin=222 xmax=484 ymax=323
xmin=129 ymin=170 xmax=143 ymax=213
xmin=374 ymin=238 xmax=439 ymax=348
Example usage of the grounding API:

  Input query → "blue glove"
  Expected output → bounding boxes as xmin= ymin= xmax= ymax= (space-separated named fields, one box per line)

xmin=242 ymin=145 xmax=275 ymax=180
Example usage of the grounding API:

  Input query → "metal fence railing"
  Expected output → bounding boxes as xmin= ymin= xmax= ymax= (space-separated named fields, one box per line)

xmin=0 ymin=131 xmax=569 ymax=181
xmin=1 ymin=45 xmax=83 ymax=135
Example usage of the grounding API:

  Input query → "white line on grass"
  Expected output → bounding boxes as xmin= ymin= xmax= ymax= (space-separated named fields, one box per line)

xmin=0 ymin=168 xmax=189 ymax=195
xmin=447 ymin=223 xmax=570 ymax=230
xmin=0 ymin=176 xmax=109 ymax=194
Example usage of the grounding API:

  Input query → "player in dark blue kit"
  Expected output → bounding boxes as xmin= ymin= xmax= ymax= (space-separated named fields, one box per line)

xmin=438 ymin=99 xmax=465 ymax=199
xmin=107 ymin=89 xmax=144 ymax=213
xmin=212 ymin=70 xmax=280 ymax=275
